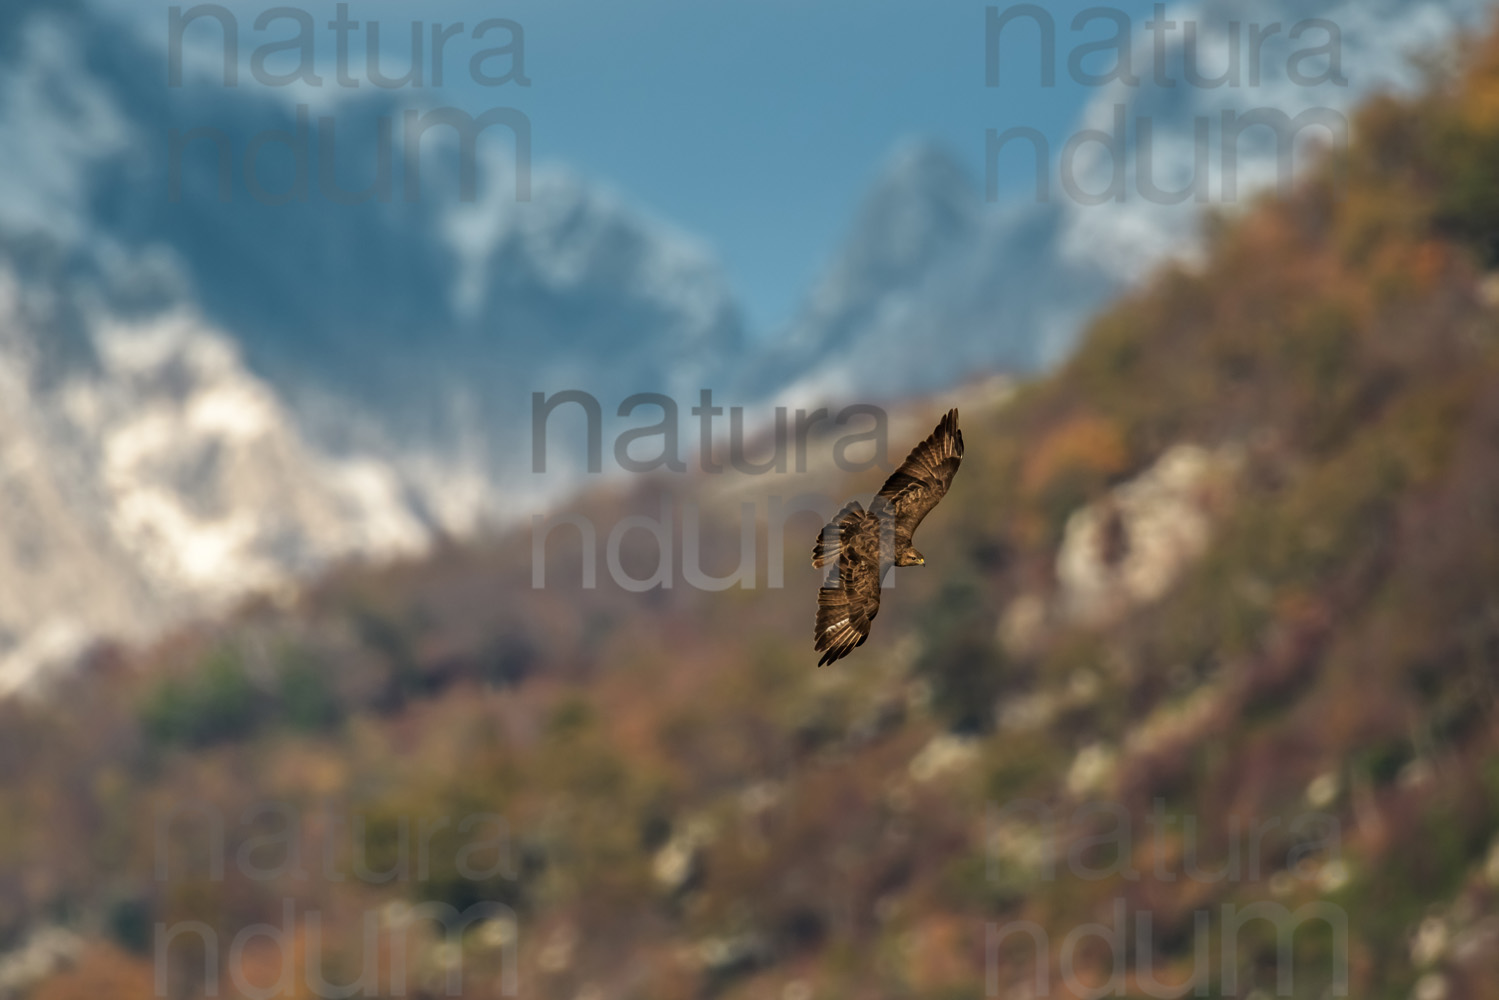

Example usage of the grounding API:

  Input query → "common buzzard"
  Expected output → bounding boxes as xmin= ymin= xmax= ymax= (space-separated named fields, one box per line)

xmin=812 ymin=408 xmax=964 ymax=666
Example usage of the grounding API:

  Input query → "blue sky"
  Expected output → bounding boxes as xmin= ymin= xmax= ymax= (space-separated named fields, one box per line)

xmin=114 ymin=0 xmax=1164 ymax=330
xmin=515 ymin=0 xmax=1165 ymax=331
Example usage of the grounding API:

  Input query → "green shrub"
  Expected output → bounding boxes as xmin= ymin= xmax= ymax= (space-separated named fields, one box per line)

xmin=138 ymin=647 xmax=266 ymax=749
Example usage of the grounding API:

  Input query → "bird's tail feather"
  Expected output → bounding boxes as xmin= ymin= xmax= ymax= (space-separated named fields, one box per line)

xmin=811 ymin=500 xmax=867 ymax=569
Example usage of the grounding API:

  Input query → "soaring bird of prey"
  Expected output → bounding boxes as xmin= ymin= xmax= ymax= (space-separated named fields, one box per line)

xmin=812 ymin=408 xmax=964 ymax=666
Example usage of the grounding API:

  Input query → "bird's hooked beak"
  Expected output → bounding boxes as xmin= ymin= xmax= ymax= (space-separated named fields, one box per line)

xmin=917 ymin=556 xmax=926 ymax=565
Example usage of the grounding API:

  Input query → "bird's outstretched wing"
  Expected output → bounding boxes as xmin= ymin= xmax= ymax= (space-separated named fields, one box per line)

xmin=812 ymin=501 xmax=884 ymax=667
xmin=877 ymin=408 xmax=964 ymax=545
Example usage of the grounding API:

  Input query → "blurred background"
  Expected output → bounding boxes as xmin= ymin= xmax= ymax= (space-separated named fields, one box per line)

xmin=2 ymin=0 xmax=1499 ymax=997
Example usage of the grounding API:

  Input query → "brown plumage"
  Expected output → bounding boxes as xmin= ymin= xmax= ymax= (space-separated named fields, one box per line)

xmin=812 ymin=408 xmax=964 ymax=666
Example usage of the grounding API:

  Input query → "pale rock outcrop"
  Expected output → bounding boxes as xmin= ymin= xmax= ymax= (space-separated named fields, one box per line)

xmin=1055 ymin=444 xmax=1243 ymax=628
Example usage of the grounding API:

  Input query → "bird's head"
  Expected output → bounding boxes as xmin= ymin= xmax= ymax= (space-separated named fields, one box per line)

xmin=896 ymin=548 xmax=925 ymax=567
